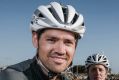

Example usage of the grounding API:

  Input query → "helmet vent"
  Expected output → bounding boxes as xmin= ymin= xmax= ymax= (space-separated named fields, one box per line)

xmin=103 ymin=58 xmax=106 ymax=60
xmin=82 ymin=22 xmax=84 ymax=26
xmin=48 ymin=7 xmax=52 ymax=13
xmin=48 ymin=7 xmax=62 ymax=23
xmin=34 ymin=9 xmax=44 ymax=18
xmin=98 ymin=56 xmax=101 ymax=61
xmin=92 ymin=56 xmax=96 ymax=61
xmin=62 ymin=7 xmax=67 ymax=23
xmin=71 ymin=14 xmax=78 ymax=24
xmin=103 ymin=61 xmax=106 ymax=63
xmin=38 ymin=13 xmax=44 ymax=18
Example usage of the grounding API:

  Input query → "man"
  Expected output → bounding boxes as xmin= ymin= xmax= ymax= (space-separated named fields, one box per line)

xmin=85 ymin=53 xmax=110 ymax=80
xmin=0 ymin=2 xmax=85 ymax=80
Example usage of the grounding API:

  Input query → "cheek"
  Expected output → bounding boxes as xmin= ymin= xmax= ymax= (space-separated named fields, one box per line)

xmin=38 ymin=41 xmax=52 ymax=53
xmin=101 ymin=69 xmax=107 ymax=75
xmin=69 ymin=46 xmax=75 ymax=55
xmin=67 ymin=47 xmax=75 ymax=60
xmin=102 ymin=71 xmax=107 ymax=77
xmin=101 ymin=73 xmax=107 ymax=80
xmin=37 ymin=41 xmax=51 ymax=57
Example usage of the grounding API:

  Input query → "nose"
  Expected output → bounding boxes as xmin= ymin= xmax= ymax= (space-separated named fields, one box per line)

xmin=54 ymin=41 xmax=66 ymax=55
xmin=95 ymin=69 xmax=100 ymax=75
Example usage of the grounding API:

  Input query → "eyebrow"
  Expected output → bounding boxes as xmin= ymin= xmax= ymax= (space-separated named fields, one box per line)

xmin=46 ymin=35 xmax=76 ymax=41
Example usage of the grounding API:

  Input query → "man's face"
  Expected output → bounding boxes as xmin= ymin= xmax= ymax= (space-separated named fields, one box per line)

xmin=33 ymin=29 xmax=76 ymax=73
xmin=88 ymin=64 xmax=108 ymax=80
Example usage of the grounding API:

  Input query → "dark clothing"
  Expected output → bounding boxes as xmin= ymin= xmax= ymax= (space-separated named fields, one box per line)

xmin=0 ymin=58 xmax=66 ymax=80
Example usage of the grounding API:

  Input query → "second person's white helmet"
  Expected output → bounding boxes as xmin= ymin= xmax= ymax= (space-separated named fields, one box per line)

xmin=85 ymin=53 xmax=110 ymax=69
xmin=30 ymin=2 xmax=85 ymax=38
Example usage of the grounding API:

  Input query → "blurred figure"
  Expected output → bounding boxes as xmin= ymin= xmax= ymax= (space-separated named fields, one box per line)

xmin=85 ymin=53 xmax=110 ymax=80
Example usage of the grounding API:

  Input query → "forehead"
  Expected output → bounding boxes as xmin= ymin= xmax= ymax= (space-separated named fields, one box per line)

xmin=90 ymin=64 xmax=106 ymax=69
xmin=41 ymin=29 xmax=76 ymax=39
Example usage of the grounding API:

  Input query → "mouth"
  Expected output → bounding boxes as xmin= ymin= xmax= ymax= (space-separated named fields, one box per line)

xmin=50 ymin=56 xmax=67 ymax=64
xmin=94 ymin=76 xmax=101 ymax=80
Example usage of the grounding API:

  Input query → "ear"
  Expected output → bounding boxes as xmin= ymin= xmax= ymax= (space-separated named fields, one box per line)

xmin=32 ymin=32 xmax=38 ymax=48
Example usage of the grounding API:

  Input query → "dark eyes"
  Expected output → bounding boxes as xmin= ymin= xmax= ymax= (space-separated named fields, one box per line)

xmin=64 ymin=40 xmax=74 ymax=46
xmin=47 ymin=38 xmax=56 ymax=43
xmin=46 ymin=38 xmax=74 ymax=46
xmin=91 ymin=68 xmax=104 ymax=72
xmin=99 ymin=68 xmax=104 ymax=72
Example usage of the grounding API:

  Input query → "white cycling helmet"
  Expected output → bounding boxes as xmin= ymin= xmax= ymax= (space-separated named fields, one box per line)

xmin=85 ymin=53 xmax=110 ymax=69
xmin=30 ymin=2 xmax=85 ymax=38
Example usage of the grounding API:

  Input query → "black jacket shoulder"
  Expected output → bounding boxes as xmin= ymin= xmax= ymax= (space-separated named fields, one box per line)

xmin=7 ymin=58 xmax=34 ymax=72
xmin=0 ymin=59 xmax=34 ymax=80
xmin=0 ymin=58 xmax=49 ymax=80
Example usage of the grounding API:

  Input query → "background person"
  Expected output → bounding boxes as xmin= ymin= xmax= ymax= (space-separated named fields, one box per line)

xmin=85 ymin=53 xmax=110 ymax=80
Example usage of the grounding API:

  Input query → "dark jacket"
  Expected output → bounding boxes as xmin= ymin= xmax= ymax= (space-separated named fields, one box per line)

xmin=0 ymin=58 xmax=66 ymax=80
